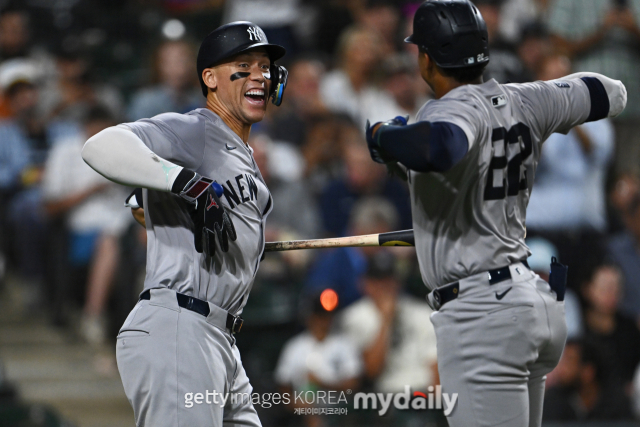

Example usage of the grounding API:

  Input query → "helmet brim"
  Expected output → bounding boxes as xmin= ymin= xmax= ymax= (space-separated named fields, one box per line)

xmin=404 ymin=35 xmax=415 ymax=44
xmin=224 ymin=42 xmax=286 ymax=65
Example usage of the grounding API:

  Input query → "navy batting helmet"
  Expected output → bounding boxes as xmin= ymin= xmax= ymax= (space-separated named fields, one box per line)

xmin=405 ymin=0 xmax=489 ymax=69
xmin=197 ymin=21 xmax=287 ymax=104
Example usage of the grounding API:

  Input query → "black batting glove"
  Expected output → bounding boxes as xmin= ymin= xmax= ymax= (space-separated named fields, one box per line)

xmin=171 ymin=169 xmax=237 ymax=256
xmin=365 ymin=116 xmax=409 ymax=181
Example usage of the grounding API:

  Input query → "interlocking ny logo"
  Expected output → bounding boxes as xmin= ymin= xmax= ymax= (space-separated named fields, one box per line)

xmin=247 ymin=27 xmax=263 ymax=41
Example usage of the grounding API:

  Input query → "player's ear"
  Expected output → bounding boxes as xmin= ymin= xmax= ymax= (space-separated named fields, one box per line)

xmin=202 ymin=68 xmax=217 ymax=92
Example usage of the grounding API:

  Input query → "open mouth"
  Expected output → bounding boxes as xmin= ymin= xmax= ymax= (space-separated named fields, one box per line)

xmin=244 ymin=89 xmax=265 ymax=105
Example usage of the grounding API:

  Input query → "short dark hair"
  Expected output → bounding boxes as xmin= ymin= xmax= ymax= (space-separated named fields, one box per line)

xmin=439 ymin=63 xmax=488 ymax=84
xmin=421 ymin=49 xmax=487 ymax=83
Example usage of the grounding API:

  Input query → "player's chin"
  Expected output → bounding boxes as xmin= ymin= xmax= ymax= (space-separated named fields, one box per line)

xmin=241 ymin=97 xmax=267 ymax=122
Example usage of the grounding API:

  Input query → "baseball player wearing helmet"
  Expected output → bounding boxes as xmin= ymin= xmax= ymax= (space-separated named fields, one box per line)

xmin=365 ymin=1 xmax=627 ymax=426
xmin=81 ymin=22 xmax=288 ymax=427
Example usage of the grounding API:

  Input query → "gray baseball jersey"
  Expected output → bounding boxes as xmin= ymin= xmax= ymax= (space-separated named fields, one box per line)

xmin=410 ymin=78 xmax=591 ymax=289
xmin=123 ymin=108 xmax=272 ymax=314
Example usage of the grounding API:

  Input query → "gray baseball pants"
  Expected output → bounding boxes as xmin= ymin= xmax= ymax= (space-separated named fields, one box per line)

xmin=116 ymin=288 xmax=261 ymax=427
xmin=429 ymin=262 xmax=567 ymax=427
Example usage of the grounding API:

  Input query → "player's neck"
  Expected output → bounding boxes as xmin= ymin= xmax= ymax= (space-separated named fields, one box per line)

xmin=206 ymin=97 xmax=252 ymax=144
xmin=432 ymin=76 xmax=483 ymax=99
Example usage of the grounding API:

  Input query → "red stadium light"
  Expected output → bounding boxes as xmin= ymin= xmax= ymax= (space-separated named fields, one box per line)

xmin=320 ymin=289 xmax=339 ymax=312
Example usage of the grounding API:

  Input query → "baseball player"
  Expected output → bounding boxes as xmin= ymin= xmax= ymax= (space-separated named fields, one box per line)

xmin=365 ymin=1 xmax=627 ymax=426
xmin=81 ymin=22 xmax=288 ymax=427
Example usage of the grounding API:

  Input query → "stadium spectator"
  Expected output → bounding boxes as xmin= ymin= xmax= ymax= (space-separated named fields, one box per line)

xmin=526 ymin=53 xmax=614 ymax=289
xmin=475 ymin=0 xmax=528 ymax=83
xmin=320 ymin=26 xmax=404 ymax=129
xmin=41 ymin=106 xmax=131 ymax=345
xmin=608 ymin=189 xmax=640 ymax=324
xmin=581 ymin=264 xmax=640 ymax=395
xmin=306 ymin=196 xmax=399 ymax=308
xmin=275 ymin=290 xmax=361 ymax=427
xmin=39 ymin=46 xmax=122 ymax=124
xmin=543 ymin=340 xmax=633 ymax=421
xmin=339 ymin=251 xmax=437 ymax=393
xmin=499 ymin=0 xmax=551 ymax=43
xmin=266 ymin=56 xmax=328 ymax=147
xmin=252 ymin=132 xmax=315 ymax=232
xmin=127 ymin=39 xmax=202 ymax=121
xmin=547 ymin=0 xmax=640 ymax=175
xmin=516 ymin=21 xmax=551 ymax=82
xmin=0 ymin=58 xmax=75 ymax=304
xmin=382 ymin=53 xmax=431 ymax=119
xmin=317 ymin=131 xmax=412 ymax=237
xmin=355 ymin=0 xmax=401 ymax=56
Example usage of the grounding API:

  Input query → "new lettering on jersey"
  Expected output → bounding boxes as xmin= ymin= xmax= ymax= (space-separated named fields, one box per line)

xmin=124 ymin=109 xmax=273 ymax=313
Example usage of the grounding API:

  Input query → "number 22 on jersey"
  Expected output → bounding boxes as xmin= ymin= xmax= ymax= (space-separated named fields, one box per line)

xmin=484 ymin=123 xmax=533 ymax=201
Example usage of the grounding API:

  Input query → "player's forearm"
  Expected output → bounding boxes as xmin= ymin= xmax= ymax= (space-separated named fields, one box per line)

xmin=563 ymin=72 xmax=627 ymax=119
xmin=82 ymin=126 xmax=185 ymax=192
xmin=377 ymin=121 xmax=469 ymax=172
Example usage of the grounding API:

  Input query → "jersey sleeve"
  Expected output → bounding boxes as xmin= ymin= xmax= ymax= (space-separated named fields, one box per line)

xmin=507 ymin=77 xmax=606 ymax=141
xmin=416 ymin=98 xmax=483 ymax=150
xmin=123 ymin=112 xmax=206 ymax=170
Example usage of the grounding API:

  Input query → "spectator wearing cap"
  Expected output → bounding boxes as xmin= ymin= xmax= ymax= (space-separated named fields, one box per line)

xmin=127 ymin=40 xmax=202 ymax=121
xmin=339 ymin=251 xmax=437 ymax=394
xmin=41 ymin=106 xmax=132 ymax=345
xmin=274 ymin=290 xmax=361 ymax=416
xmin=526 ymin=237 xmax=583 ymax=340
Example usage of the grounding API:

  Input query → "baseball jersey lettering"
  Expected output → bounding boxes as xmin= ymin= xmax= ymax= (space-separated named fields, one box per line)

xmin=124 ymin=108 xmax=272 ymax=313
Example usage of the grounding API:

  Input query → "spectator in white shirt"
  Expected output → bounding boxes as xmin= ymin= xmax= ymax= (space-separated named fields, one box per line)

xmin=339 ymin=251 xmax=438 ymax=394
xmin=42 ymin=106 xmax=131 ymax=345
xmin=275 ymin=290 xmax=361 ymax=395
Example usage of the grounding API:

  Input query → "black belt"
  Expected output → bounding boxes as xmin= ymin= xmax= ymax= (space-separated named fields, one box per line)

xmin=431 ymin=260 xmax=530 ymax=309
xmin=139 ymin=290 xmax=244 ymax=334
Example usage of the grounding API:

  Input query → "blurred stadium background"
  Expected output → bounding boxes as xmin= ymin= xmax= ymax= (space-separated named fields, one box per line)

xmin=0 ymin=0 xmax=640 ymax=426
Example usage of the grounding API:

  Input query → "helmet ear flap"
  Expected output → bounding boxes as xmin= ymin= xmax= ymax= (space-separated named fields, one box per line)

xmin=269 ymin=64 xmax=288 ymax=106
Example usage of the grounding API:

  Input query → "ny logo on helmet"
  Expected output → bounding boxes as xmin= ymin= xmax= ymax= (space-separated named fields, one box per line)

xmin=247 ymin=27 xmax=263 ymax=41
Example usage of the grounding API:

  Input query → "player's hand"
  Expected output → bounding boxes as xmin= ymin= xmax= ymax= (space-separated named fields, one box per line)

xmin=365 ymin=116 xmax=408 ymax=164
xmin=365 ymin=116 xmax=409 ymax=180
xmin=190 ymin=182 xmax=237 ymax=257
xmin=170 ymin=169 xmax=237 ymax=256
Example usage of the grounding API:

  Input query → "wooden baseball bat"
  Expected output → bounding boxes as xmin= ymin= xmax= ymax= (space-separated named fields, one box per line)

xmin=264 ymin=229 xmax=415 ymax=252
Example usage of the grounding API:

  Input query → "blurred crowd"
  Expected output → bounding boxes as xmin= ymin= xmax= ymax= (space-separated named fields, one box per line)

xmin=1 ymin=0 xmax=640 ymax=425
